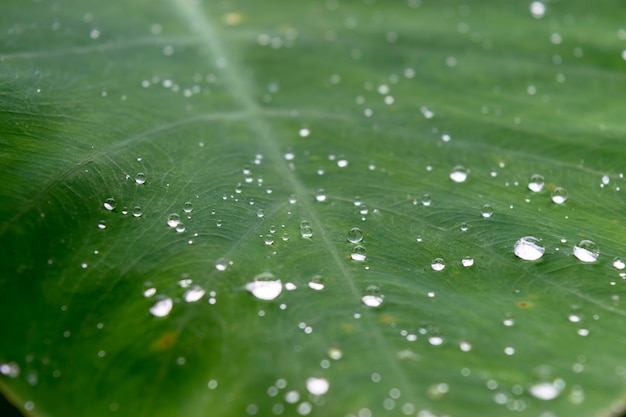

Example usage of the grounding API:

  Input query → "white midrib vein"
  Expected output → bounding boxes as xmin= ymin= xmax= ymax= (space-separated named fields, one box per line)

xmin=170 ymin=0 xmax=418 ymax=404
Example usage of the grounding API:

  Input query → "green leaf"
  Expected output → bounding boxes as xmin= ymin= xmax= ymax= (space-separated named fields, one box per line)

xmin=1 ymin=1 xmax=626 ymax=416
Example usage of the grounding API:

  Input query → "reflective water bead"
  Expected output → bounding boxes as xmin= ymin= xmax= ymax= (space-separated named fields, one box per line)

xmin=167 ymin=213 xmax=181 ymax=228
xmin=529 ymin=380 xmax=565 ymax=400
xmin=315 ymin=189 xmax=327 ymax=202
xmin=245 ymin=272 xmax=282 ymax=300
xmin=514 ymin=236 xmax=545 ymax=261
xmin=300 ymin=224 xmax=313 ymax=239
xmin=361 ymin=286 xmax=383 ymax=307
xmin=351 ymin=245 xmax=367 ymax=261
xmin=421 ymin=194 xmax=432 ymax=206
xmin=573 ymin=240 xmax=599 ymax=263
xmin=450 ymin=165 xmax=469 ymax=183
xmin=264 ymin=234 xmax=274 ymax=245
xmin=308 ymin=276 xmax=325 ymax=291
xmin=306 ymin=377 xmax=329 ymax=395
xmin=215 ymin=258 xmax=228 ymax=271
xmin=103 ymin=198 xmax=116 ymax=211
xmin=461 ymin=256 xmax=474 ymax=267
xmin=183 ymin=286 xmax=205 ymax=302
xmin=460 ymin=223 xmax=469 ymax=232
xmin=150 ymin=297 xmax=173 ymax=317
xmin=431 ymin=258 xmax=445 ymax=271
xmin=551 ymin=187 xmax=568 ymax=204
xmin=132 ymin=206 xmax=143 ymax=217
xmin=613 ymin=257 xmax=626 ymax=270
xmin=528 ymin=174 xmax=545 ymax=192
xmin=135 ymin=172 xmax=146 ymax=185
xmin=256 ymin=209 xmax=264 ymax=218
xmin=481 ymin=204 xmax=493 ymax=218
xmin=530 ymin=1 xmax=546 ymax=18
xmin=183 ymin=201 xmax=193 ymax=213
xmin=347 ymin=227 xmax=364 ymax=243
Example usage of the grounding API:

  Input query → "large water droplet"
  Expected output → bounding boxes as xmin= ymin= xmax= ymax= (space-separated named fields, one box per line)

xmin=361 ymin=286 xmax=383 ymax=307
xmin=613 ymin=257 xmax=625 ymax=270
xmin=150 ymin=297 xmax=173 ymax=317
xmin=450 ymin=165 xmax=469 ymax=183
xmin=529 ymin=380 xmax=565 ymax=400
xmin=421 ymin=194 xmax=432 ymax=206
xmin=431 ymin=258 xmax=445 ymax=271
xmin=461 ymin=256 xmax=474 ymax=267
xmin=167 ymin=213 xmax=181 ymax=228
xmin=351 ymin=245 xmax=367 ymax=261
xmin=347 ymin=227 xmax=363 ymax=243
xmin=132 ymin=206 xmax=143 ymax=217
xmin=573 ymin=240 xmax=599 ymax=263
xmin=183 ymin=201 xmax=193 ymax=213
xmin=530 ymin=1 xmax=546 ymax=18
xmin=306 ymin=377 xmax=329 ymax=395
xmin=300 ymin=221 xmax=313 ymax=238
xmin=135 ymin=172 xmax=146 ymax=185
xmin=315 ymin=189 xmax=327 ymax=202
xmin=514 ymin=236 xmax=545 ymax=261
xmin=183 ymin=286 xmax=205 ymax=302
xmin=246 ymin=272 xmax=282 ymax=300
xmin=308 ymin=275 xmax=325 ymax=291
xmin=481 ymin=204 xmax=493 ymax=218
xmin=528 ymin=174 xmax=545 ymax=192
xmin=103 ymin=198 xmax=116 ymax=211
xmin=551 ymin=187 xmax=568 ymax=204
xmin=215 ymin=258 xmax=228 ymax=271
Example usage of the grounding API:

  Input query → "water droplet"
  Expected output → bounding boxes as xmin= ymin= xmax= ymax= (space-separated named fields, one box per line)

xmin=328 ymin=347 xmax=343 ymax=360
xmin=421 ymin=194 xmax=432 ymax=206
xmin=256 ymin=209 xmax=264 ymax=218
xmin=183 ymin=201 xmax=193 ymax=213
xmin=431 ymin=258 xmax=445 ymax=271
xmin=361 ymin=286 xmax=383 ymax=307
xmin=514 ymin=236 xmax=545 ymax=261
xmin=0 ymin=362 xmax=20 ymax=378
xmin=351 ymin=245 xmax=367 ymax=261
xmin=167 ymin=213 xmax=181 ymax=228
xmin=530 ymin=1 xmax=546 ymax=18
xmin=462 ymin=256 xmax=474 ymax=267
xmin=613 ymin=257 xmax=625 ymax=270
xmin=103 ymin=198 xmax=116 ymax=211
xmin=551 ymin=187 xmax=568 ymax=204
xmin=337 ymin=159 xmax=348 ymax=168
xmin=450 ymin=165 xmax=469 ymax=183
xmin=176 ymin=223 xmax=186 ymax=233
xmin=308 ymin=276 xmax=325 ymax=291
xmin=246 ymin=272 xmax=282 ymax=300
xmin=602 ymin=175 xmax=610 ymax=185
xmin=306 ymin=377 xmax=329 ymax=395
xmin=284 ymin=151 xmax=295 ymax=161
xmin=573 ymin=240 xmax=599 ymax=263
xmin=143 ymin=287 xmax=156 ymax=297
xmin=132 ymin=206 xmax=143 ymax=217
xmin=215 ymin=258 xmax=228 ymax=271
xmin=428 ymin=336 xmax=444 ymax=346
xmin=529 ymin=380 xmax=565 ymax=400
xmin=347 ymin=227 xmax=364 ymax=243
xmin=300 ymin=221 xmax=313 ymax=238
xmin=460 ymin=223 xmax=469 ymax=232
xmin=528 ymin=174 xmax=545 ymax=192
xmin=481 ymin=204 xmax=493 ymax=218
xmin=264 ymin=234 xmax=274 ymax=245
xmin=183 ymin=286 xmax=205 ymax=302
xmin=135 ymin=172 xmax=146 ymax=185
xmin=98 ymin=220 xmax=106 ymax=229
xmin=150 ymin=297 xmax=173 ymax=317
xmin=315 ymin=189 xmax=327 ymax=202
xmin=284 ymin=390 xmax=300 ymax=404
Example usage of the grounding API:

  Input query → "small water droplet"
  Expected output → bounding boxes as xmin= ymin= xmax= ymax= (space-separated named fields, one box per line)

xmin=514 ymin=236 xmax=545 ymax=261
xmin=481 ymin=204 xmax=493 ymax=218
xmin=450 ymin=165 xmax=469 ymax=183
xmin=613 ymin=257 xmax=625 ymax=270
xmin=215 ymin=258 xmax=228 ymax=271
xmin=337 ymin=159 xmax=348 ymax=168
xmin=428 ymin=336 xmax=444 ymax=346
xmin=529 ymin=380 xmax=565 ymax=400
xmin=315 ymin=189 xmax=327 ymax=202
xmin=530 ymin=1 xmax=546 ymax=18
xmin=167 ymin=213 xmax=181 ymax=228
xmin=256 ymin=209 xmax=264 ymax=218
xmin=528 ymin=174 xmax=545 ymax=192
xmin=308 ymin=275 xmax=325 ymax=290
xmin=460 ymin=223 xmax=469 ymax=232
xmin=351 ymin=245 xmax=367 ymax=261
xmin=183 ymin=201 xmax=193 ymax=213
xmin=143 ymin=287 xmax=156 ymax=297
xmin=176 ymin=223 xmax=186 ymax=233
xmin=150 ymin=297 xmax=173 ymax=317
xmin=300 ymin=221 xmax=313 ymax=238
xmin=347 ymin=227 xmax=364 ymax=243
xmin=361 ymin=286 xmax=383 ymax=307
xmin=132 ymin=206 xmax=143 ymax=217
xmin=264 ymin=234 xmax=274 ymax=245
xmin=306 ymin=377 xmax=329 ymax=395
xmin=431 ymin=258 xmax=445 ymax=271
xmin=0 ymin=362 xmax=20 ymax=378
xmin=328 ymin=347 xmax=343 ymax=360
xmin=183 ymin=286 xmax=205 ymax=302
xmin=551 ymin=187 xmax=568 ymax=204
xmin=135 ymin=172 xmax=146 ymax=185
xmin=573 ymin=240 xmax=599 ymax=263
xmin=103 ymin=198 xmax=116 ymax=211
xmin=461 ymin=256 xmax=474 ymax=267
xmin=246 ymin=272 xmax=282 ymax=300
xmin=284 ymin=151 xmax=295 ymax=161
xmin=97 ymin=220 xmax=106 ymax=229
xmin=421 ymin=194 xmax=432 ymax=206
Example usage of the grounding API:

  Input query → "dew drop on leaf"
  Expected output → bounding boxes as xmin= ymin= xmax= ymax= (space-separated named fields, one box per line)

xmin=421 ymin=193 xmax=432 ymax=206
xmin=481 ymin=204 xmax=493 ymax=218
xmin=573 ymin=240 xmax=599 ymax=263
xmin=132 ymin=206 xmax=143 ymax=217
xmin=135 ymin=172 xmax=146 ymax=185
xmin=551 ymin=187 xmax=568 ymax=204
xmin=529 ymin=380 xmax=565 ymax=400
xmin=167 ymin=213 xmax=181 ymax=228
xmin=361 ymin=286 xmax=383 ymax=307
xmin=450 ymin=165 xmax=469 ymax=183
xmin=183 ymin=201 xmax=193 ymax=213
xmin=150 ymin=297 xmax=173 ymax=317
xmin=300 ymin=221 xmax=313 ymax=238
xmin=514 ymin=236 xmax=545 ymax=261
xmin=530 ymin=1 xmax=546 ymax=18
xmin=308 ymin=276 xmax=325 ymax=291
xmin=351 ymin=245 xmax=367 ymax=261
xmin=315 ymin=189 xmax=327 ymax=202
xmin=183 ymin=286 xmax=205 ymax=302
xmin=347 ymin=227 xmax=364 ymax=243
xmin=103 ymin=198 xmax=116 ymax=211
xmin=246 ymin=272 xmax=282 ymax=300
xmin=306 ymin=377 xmax=329 ymax=395
xmin=613 ymin=257 xmax=625 ymax=270
xmin=528 ymin=174 xmax=545 ymax=192
xmin=461 ymin=256 xmax=474 ymax=267
xmin=431 ymin=258 xmax=445 ymax=271
xmin=215 ymin=258 xmax=228 ymax=271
